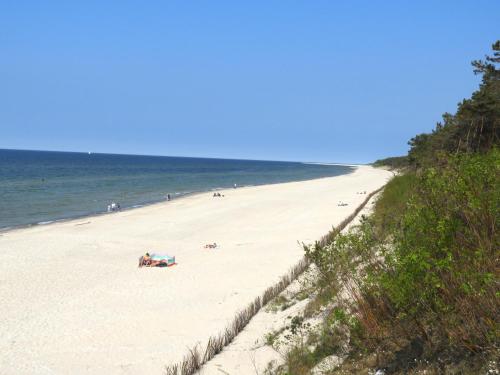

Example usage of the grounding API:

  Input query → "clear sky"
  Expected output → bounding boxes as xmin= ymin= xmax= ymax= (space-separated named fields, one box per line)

xmin=1 ymin=1 xmax=498 ymax=163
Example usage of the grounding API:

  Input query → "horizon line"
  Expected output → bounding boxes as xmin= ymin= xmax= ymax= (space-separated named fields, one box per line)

xmin=0 ymin=147 xmax=368 ymax=166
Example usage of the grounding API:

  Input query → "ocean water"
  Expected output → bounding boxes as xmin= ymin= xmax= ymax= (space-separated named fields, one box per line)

xmin=0 ymin=149 xmax=354 ymax=230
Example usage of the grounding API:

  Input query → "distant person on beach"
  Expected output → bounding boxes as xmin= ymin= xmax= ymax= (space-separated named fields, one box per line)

xmin=108 ymin=202 xmax=120 ymax=212
xmin=139 ymin=253 xmax=152 ymax=267
xmin=139 ymin=252 xmax=161 ymax=267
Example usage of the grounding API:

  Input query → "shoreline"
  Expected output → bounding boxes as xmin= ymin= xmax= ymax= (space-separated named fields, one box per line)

xmin=0 ymin=165 xmax=392 ymax=374
xmin=0 ymin=191 xmax=195 ymax=234
xmin=0 ymin=170 xmax=356 ymax=234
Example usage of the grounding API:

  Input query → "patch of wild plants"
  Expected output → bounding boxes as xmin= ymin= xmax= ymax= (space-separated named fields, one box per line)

xmin=265 ymin=295 xmax=295 ymax=313
xmin=377 ymin=149 xmax=499 ymax=353
xmin=298 ymin=149 xmax=499 ymax=374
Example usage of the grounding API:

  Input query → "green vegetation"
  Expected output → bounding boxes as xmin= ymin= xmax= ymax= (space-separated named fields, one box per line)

xmin=275 ymin=41 xmax=500 ymax=374
xmin=265 ymin=327 xmax=285 ymax=347
xmin=370 ymin=173 xmax=416 ymax=237
xmin=372 ymin=155 xmax=408 ymax=169
xmin=266 ymin=295 xmax=295 ymax=313
xmin=379 ymin=151 xmax=498 ymax=350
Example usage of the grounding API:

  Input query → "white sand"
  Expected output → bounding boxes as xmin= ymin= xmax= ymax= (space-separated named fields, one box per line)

xmin=0 ymin=166 xmax=391 ymax=374
xmin=199 ymin=191 xmax=382 ymax=374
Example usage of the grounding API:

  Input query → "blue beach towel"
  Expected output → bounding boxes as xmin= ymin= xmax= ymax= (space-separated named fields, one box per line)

xmin=150 ymin=253 xmax=176 ymax=264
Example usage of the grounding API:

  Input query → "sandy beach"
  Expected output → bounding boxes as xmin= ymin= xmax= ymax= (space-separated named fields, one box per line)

xmin=0 ymin=166 xmax=391 ymax=374
xmin=199 ymin=190 xmax=382 ymax=374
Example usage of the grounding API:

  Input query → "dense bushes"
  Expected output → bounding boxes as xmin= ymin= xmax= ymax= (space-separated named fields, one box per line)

xmin=380 ymin=150 xmax=499 ymax=351
xmin=372 ymin=156 xmax=408 ymax=169
xmin=303 ymin=149 xmax=499 ymax=372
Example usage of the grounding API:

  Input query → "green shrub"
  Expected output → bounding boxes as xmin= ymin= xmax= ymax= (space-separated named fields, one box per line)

xmin=303 ymin=149 xmax=499 ymax=371
xmin=380 ymin=149 xmax=499 ymax=350
xmin=373 ymin=155 xmax=408 ymax=169
xmin=371 ymin=172 xmax=417 ymax=238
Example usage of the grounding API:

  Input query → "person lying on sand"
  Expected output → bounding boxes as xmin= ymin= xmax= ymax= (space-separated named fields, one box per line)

xmin=139 ymin=253 xmax=175 ymax=267
xmin=139 ymin=253 xmax=153 ymax=267
xmin=203 ymin=243 xmax=217 ymax=249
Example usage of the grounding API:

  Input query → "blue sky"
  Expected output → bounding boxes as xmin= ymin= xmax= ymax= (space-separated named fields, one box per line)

xmin=1 ymin=1 xmax=498 ymax=163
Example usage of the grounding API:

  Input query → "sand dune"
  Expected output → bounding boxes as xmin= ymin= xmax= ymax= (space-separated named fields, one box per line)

xmin=0 ymin=166 xmax=391 ymax=374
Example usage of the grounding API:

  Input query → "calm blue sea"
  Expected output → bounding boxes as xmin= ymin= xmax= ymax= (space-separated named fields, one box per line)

xmin=0 ymin=149 xmax=354 ymax=230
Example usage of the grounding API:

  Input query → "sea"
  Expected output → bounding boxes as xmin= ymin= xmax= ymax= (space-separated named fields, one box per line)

xmin=0 ymin=149 xmax=355 ymax=230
